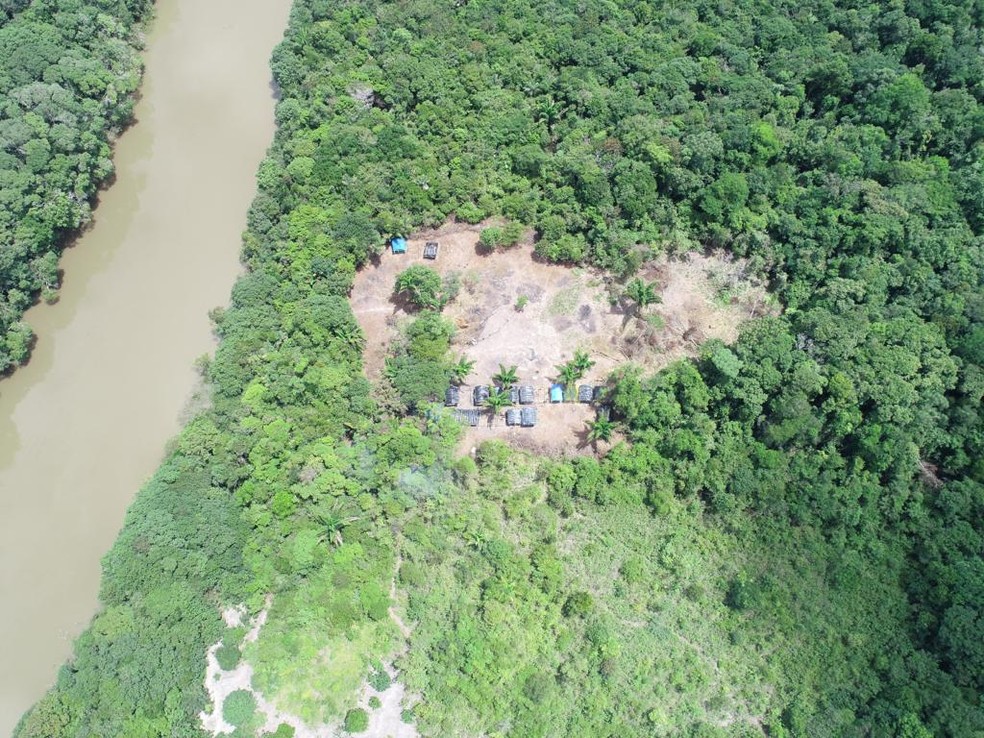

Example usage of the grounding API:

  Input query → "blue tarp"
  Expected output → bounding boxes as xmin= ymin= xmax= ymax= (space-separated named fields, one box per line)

xmin=550 ymin=384 xmax=564 ymax=402
xmin=391 ymin=237 xmax=407 ymax=253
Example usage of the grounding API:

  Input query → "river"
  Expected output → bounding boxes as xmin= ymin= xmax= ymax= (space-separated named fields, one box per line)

xmin=0 ymin=0 xmax=291 ymax=733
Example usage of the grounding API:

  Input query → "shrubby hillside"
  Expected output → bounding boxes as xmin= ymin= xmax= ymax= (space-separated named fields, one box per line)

xmin=0 ymin=0 xmax=151 ymax=371
xmin=17 ymin=0 xmax=984 ymax=736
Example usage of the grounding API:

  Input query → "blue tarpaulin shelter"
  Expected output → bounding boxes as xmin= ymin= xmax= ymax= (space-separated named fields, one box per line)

xmin=391 ymin=237 xmax=407 ymax=254
xmin=550 ymin=384 xmax=564 ymax=403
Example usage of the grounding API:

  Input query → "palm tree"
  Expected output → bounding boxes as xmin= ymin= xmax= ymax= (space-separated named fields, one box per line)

xmin=571 ymin=349 xmax=595 ymax=375
xmin=315 ymin=505 xmax=359 ymax=548
xmin=333 ymin=322 xmax=365 ymax=351
xmin=492 ymin=363 xmax=519 ymax=388
xmin=449 ymin=355 xmax=475 ymax=385
xmin=555 ymin=362 xmax=582 ymax=399
xmin=483 ymin=387 xmax=512 ymax=424
xmin=624 ymin=278 xmax=660 ymax=315
xmin=585 ymin=417 xmax=615 ymax=446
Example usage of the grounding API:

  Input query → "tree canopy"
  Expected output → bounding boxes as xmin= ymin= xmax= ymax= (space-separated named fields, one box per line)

xmin=0 ymin=0 xmax=150 ymax=373
xmin=15 ymin=0 xmax=984 ymax=735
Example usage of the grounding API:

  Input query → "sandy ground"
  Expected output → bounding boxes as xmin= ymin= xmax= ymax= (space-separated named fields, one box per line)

xmin=201 ymin=598 xmax=418 ymax=738
xmin=351 ymin=222 xmax=773 ymax=455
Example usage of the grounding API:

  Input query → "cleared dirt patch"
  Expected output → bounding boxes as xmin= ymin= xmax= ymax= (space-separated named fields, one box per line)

xmin=350 ymin=222 xmax=774 ymax=455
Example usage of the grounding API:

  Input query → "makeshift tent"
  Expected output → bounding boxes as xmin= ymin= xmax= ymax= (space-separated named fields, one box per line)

xmin=519 ymin=385 xmax=535 ymax=404
xmin=445 ymin=386 xmax=460 ymax=406
xmin=390 ymin=237 xmax=407 ymax=254
xmin=473 ymin=385 xmax=490 ymax=406
xmin=578 ymin=385 xmax=594 ymax=403
xmin=509 ymin=386 xmax=520 ymax=404
xmin=423 ymin=241 xmax=439 ymax=259
xmin=550 ymin=384 xmax=564 ymax=403
xmin=505 ymin=408 xmax=521 ymax=426
xmin=521 ymin=407 xmax=537 ymax=427
xmin=454 ymin=409 xmax=481 ymax=426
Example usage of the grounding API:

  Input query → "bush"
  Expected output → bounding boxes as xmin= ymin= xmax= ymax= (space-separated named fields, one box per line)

xmin=620 ymin=557 xmax=645 ymax=585
xmin=479 ymin=226 xmax=504 ymax=250
xmin=502 ymin=221 xmax=525 ymax=245
xmin=344 ymin=708 xmax=369 ymax=732
xmin=452 ymin=455 xmax=478 ymax=484
xmin=368 ymin=663 xmax=391 ymax=691
xmin=368 ymin=696 xmax=382 ymax=709
xmin=223 ymin=690 xmax=257 ymax=728
xmin=215 ymin=641 xmax=241 ymax=670
xmin=523 ymin=672 xmax=555 ymax=703
xmin=395 ymin=265 xmax=444 ymax=309
xmin=562 ymin=591 xmax=594 ymax=617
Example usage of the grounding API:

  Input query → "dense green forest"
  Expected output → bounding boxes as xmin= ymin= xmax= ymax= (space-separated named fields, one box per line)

xmin=16 ymin=0 xmax=984 ymax=735
xmin=0 ymin=0 xmax=150 ymax=372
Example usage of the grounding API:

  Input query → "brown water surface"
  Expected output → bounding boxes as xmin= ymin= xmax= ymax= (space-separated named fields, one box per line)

xmin=0 ymin=0 xmax=291 ymax=732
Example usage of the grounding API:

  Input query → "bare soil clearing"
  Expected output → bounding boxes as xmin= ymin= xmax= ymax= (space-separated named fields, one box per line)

xmin=351 ymin=222 xmax=773 ymax=455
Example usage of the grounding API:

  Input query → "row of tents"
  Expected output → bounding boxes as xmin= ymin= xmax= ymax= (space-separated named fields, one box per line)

xmin=391 ymin=237 xmax=439 ymax=259
xmin=445 ymin=384 xmax=602 ymax=407
xmin=453 ymin=407 xmax=538 ymax=427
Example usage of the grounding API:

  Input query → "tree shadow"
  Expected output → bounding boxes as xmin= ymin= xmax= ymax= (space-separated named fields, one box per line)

xmin=387 ymin=290 xmax=419 ymax=314
xmin=573 ymin=423 xmax=593 ymax=451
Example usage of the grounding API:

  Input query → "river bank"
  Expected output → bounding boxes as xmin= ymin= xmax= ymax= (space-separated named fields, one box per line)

xmin=0 ymin=0 xmax=292 ymax=733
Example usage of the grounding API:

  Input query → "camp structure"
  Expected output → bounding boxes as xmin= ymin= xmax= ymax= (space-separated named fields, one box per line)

xmin=454 ymin=409 xmax=481 ymax=426
xmin=509 ymin=386 xmax=520 ymax=404
xmin=518 ymin=385 xmax=535 ymax=404
xmin=577 ymin=385 xmax=594 ymax=403
xmin=423 ymin=241 xmax=439 ymax=259
xmin=390 ymin=236 xmax=407 ymax=254
xmin=473 ymin=385 xmax=490 ymax=406
xmin=549 ymin=384 xmax=564 ymax=403
xmin=521 ymin=407 xmax=537 ymax=427
xmin=505 ymin=408 xmax=521 ymax=426
xmin=445 ymin=386 xmax=460 ymax=407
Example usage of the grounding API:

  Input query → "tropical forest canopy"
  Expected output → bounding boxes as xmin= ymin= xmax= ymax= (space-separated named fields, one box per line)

xmin=0 ymin=0 xmax=150 ymax=372
xmin=15 ymin=0 xmax=984 ymax=736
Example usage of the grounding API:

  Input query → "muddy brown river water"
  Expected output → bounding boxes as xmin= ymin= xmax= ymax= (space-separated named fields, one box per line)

xmin=0 ymin=0 xmax=291 ymax=732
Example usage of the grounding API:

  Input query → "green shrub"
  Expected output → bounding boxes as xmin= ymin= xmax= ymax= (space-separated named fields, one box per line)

xmin=479 ymin=226 xmax=504 ymax=250
xmin=223 ymin=690 xmax=257 ymax=728
xmin=215 ymin=641 xmax=241 ymax=670
xmin=620 ymin=557 xmax=645 ymax=585
xmin=562 ymin=591 xmax=594 ymax=617
xmin=395 ymin=265 xmax=444 ymax=309
xmin=368 ymin=663 xmax=391 ymax=691
xmin=344 ymin=708 xmax=369 ymax=732
xmin=368 ymin=696 xmax=382 ymax=709
xmin=502 ymin=221 xmax=525 ymax=245
xmin=452 ymin=455 xmax=478 ymax=483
